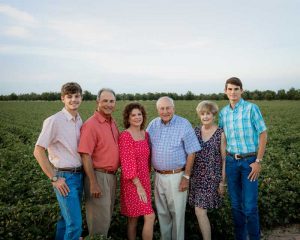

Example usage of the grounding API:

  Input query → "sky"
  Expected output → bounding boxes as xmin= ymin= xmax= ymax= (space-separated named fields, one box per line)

xmin=0 ymin=0 xmax=299 ymax=95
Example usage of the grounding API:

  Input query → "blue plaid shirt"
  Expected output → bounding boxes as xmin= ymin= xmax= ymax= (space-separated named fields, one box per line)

xmin=219 ymin=98 xmax=267 ymax=154
xmin=147 ymin=115 xmax=201 ymax=170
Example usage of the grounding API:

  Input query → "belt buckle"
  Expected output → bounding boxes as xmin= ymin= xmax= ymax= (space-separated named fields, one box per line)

xmin=234 ymin=153 xmax=241 ymax=160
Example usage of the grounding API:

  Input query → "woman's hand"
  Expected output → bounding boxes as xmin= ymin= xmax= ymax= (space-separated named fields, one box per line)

xmin=137 ymin=185 xmax=147 ymax=203
xmin=218 ymin=182 xmax=226 ymax=196
xmin=133 ymin=177 xmax=147 ymax=203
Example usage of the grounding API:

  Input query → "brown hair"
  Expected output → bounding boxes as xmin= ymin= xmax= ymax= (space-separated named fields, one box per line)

xmin=61 ymin=82 xmax=82 ymax=96
xmin=225 ymin=77 xmax=243 ymax=90
xmin=196 ymin=101 xmax=219 ymax=116
xmin=123 ymin=102 xmax=147 ymax=129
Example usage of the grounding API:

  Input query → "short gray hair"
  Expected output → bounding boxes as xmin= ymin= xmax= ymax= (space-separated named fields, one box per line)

xmin=156 ymin=96 xmax=174 ymax=109
xmin=196 ymin=101 xmax=219 ymax=115
xmin=97 ymin=88 xmax=116 ymax=100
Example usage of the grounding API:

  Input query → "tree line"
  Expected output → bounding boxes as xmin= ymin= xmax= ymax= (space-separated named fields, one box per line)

xmin=1 ymin=88 xmax=299 ymax=101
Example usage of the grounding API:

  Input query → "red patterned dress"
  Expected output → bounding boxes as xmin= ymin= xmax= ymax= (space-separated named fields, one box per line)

xmin=119 ymin=131 xmax=154 ymax=217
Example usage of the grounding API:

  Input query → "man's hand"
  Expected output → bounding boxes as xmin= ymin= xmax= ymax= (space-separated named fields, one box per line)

xmin=248 ymin=162 xmax=261 ymax=181
xmin=179 ymin=177 xmax=189 ymax=192
xmin=90 ymin=182 xmax=102 ymax=198
xmin=52 ymin=178 xmax=70 ymax=197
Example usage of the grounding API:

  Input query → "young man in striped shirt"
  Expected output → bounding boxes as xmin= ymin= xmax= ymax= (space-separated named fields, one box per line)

xmin=219 ymin=77 xmax=267 ymax=240
xmin=34 ymin=82 xmax=84 ymax=240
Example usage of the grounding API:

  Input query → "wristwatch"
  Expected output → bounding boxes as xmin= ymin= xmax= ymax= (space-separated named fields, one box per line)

xmin=182 ymin=174 xmax=190 ymax=180
xmin=51 ymin=175 xmax=58 ymax=182
xmin=255 ymin=159 xmax=262 ymax=163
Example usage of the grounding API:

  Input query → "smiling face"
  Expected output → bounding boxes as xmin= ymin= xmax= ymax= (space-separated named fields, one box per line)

xmin=61 ymin=92 xmax=82 ymax=114
xmin=198 ymin=110 xmax=214 ymax=126
xmin=128 ymin=108 xmax=143 ymax=128
xmin=157 ymin=97 xmax=175 ymax=124
xmin=97 ymin=91 xmax=116 ymax=118
xmin=225 ymin=83 xmax=243 ymax=104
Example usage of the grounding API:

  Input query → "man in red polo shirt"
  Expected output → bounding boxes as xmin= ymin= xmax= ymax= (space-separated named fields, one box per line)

xmin=78 ymin=88 xmax=119 ymax=237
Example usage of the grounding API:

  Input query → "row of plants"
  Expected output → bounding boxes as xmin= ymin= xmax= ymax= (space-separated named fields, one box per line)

xmin=1 ymin=87 xmax=300 ymax=101
xmin=0 ymin=100 xmax=299 ymax=239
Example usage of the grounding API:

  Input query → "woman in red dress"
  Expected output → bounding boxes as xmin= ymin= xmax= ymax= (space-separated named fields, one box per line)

xmin=119 ymin=102 xmax=155 ymax=240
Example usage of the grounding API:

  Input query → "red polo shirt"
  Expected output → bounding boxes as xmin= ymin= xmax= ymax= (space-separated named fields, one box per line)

xmin=78 ymin=111 xmax=119 ymax=171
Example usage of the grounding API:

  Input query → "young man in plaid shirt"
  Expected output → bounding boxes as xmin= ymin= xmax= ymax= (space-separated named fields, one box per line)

xmin=219 ymin=77 xmax=267 ymax=240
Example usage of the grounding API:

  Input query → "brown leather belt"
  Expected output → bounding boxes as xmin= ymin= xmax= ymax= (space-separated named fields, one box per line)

xmin=227 ymin=152 xmax=257 ymax=160
xmin=94 ymin=168 xmax=117 ymax=175
xmin=154 ymin=167 xmax=185 ymax=174
xmin=55 ymin=166 xmax=83 ymax=173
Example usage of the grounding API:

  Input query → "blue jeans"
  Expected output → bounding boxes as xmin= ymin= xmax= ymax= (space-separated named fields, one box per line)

xmin=226 ymin=155 xmax=260 ymax=240
xmin=54 ymin=171 xmax=83 ymax=240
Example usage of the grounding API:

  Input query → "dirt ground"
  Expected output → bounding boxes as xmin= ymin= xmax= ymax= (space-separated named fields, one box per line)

xmin=262 ymin=224 xmax=300 ymax=240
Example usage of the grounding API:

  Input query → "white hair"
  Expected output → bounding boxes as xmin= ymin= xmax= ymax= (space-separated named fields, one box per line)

xmin=156 ymin=96 xmax=174 ymax=109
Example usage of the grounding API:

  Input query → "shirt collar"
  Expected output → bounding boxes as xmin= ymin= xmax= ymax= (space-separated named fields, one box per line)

xmin=94 ymin=111 xmax=116 ymax=124
xmin=230 ymin=98 xmax=244 ymax=110
xmin=62 ymin=108 xmax=81 ymax=122
xmin=160 ymin=114 xmax=177 ymax=126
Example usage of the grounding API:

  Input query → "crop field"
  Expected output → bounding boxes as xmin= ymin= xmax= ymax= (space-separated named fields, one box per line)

xmin=0 ymin=100 xmax=299 ymax=239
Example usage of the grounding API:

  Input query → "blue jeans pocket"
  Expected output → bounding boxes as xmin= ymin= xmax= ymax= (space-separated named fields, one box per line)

xmin=226 ymin=155 xmax=236 ymax=164
xmin=246 ymin=156 xmax=256 ymax=164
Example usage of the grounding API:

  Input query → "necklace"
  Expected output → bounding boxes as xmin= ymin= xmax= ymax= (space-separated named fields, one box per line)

xmin=201 ymin=125 xmax=217 ymax=142
xmin=128 ymin=129 xmax=145 ymax=141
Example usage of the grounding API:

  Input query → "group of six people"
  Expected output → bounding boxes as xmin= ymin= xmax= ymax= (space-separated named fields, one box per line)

xmin=33 ymin=77 xmax=267 ymax=240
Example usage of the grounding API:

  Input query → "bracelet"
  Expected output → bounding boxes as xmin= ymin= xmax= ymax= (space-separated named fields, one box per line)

xmin=132 ymin=178 xmax=139 ymax=184
xmin=182 ymin=174 xmax=190 ymax=180
xmin=219 ymin=183 xmax=227 ymax=187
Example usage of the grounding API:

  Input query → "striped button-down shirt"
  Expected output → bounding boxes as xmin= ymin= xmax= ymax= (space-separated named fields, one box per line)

xmin=147 ymin=115 xmax=201 ymax=170
xmin=219 ymin=98 xmax=267 ymax=154
xmin=36 ymin=108 xmax=83 ymax=168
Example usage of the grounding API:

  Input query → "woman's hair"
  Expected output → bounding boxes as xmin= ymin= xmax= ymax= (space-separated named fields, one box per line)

xmin=196 ymin=101 xmax=219 ymax=116
xmin=123 ymin=102 xmax=147 ymax=129
xmin=61 ymin=82 xmax=82 ymax=96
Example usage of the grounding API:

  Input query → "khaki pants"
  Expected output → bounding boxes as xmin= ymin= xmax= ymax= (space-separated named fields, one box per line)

xmin=154 ymin=171 xmax=187 ymax=240
xmin=84 ymin=171 xmax=116 ymax=237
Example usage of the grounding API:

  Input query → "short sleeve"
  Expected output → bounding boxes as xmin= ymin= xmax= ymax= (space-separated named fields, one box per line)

xmin=119 ymin=132 xmax=137 ymax=180
xmin=78 ymin=121 xmax=97 ymax=155
xmin=182 ymin=121 xmax=201 ymax=154
xmin=36 ymin=116 xmax=56 ymax=149
xmin=251 ymin=104 xmax=267 ymax=134
xmin=218 ymin=111 xmax=224 ymax=128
